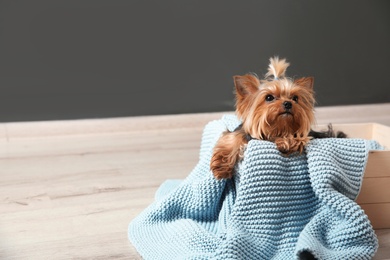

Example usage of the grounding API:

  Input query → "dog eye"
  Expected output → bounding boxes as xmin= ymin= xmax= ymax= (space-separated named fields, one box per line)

xmin=265 ymin=95 xmax=275 ymax=102
xmin=292 ymin=95 xmax=298 ymax=102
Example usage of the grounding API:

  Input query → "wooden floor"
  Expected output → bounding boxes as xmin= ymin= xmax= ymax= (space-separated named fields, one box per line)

xmin=1 ymin=103 xmax=390 ymax=260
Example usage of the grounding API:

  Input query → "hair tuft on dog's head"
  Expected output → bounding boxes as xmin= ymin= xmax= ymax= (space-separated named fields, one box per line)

xmin=265 ymin=56 xmax=290 ymax=79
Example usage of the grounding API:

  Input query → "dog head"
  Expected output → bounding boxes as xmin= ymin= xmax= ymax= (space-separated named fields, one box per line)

xmin=234 ymin=57 xmax=315 ymax=141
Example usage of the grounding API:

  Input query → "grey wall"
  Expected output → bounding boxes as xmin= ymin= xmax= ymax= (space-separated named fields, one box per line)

xmin=0 ymin=0 xmax=389 ymax=122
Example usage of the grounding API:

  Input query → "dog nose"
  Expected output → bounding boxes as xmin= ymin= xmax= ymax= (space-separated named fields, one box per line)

xmin=283 ymin=101 xmax=292 ymax=110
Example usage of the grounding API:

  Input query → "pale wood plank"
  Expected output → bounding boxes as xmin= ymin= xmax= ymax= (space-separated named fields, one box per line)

xmin=1 ymin=129 xmax=199 ymax=259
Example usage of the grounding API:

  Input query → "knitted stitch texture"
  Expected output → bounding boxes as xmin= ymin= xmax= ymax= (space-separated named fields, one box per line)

xmin=129 ymin=115 xmax=381 ymax=260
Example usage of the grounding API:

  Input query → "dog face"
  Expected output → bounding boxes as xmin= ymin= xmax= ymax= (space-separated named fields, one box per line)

xmin=233 ymin=73 xmax=315 ymax=141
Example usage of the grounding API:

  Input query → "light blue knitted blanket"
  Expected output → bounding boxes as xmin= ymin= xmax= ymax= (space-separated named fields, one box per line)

xmin=129 ymin=115 xmax=382 ymax=259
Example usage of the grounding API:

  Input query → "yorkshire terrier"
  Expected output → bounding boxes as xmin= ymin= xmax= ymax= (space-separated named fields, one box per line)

xmin=210 ymin=57 xmax=345 ymax=179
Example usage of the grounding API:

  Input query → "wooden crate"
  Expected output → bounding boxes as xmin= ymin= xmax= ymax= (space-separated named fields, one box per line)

xmin=315 ymin=123 xmax=390 ymax=229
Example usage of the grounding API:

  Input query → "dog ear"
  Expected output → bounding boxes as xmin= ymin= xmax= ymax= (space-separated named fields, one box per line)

xmin=294 ymin=77 xmax=314 ymax=89
xmin=233 ymin=74 xmax=260 ymax=99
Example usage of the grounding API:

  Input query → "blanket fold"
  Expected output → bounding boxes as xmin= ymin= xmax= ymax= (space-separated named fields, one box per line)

xmin=129 ymin=115 xmax=381 ymax=259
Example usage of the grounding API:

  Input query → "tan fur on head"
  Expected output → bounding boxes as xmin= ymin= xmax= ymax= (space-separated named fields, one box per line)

xmin=238 ymin=74 xmax=315 ymax=142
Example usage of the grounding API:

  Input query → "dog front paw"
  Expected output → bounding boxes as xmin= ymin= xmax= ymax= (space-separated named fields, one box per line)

xmin=275 ymin=136 xmax=309 ymax=155
xmin=290 ymin=136 xmax=309 ymax=154
xmin=210 ymin=151 xmax=235 ymax=179
xmin=275 ymin=137 xmax=291 ymax=154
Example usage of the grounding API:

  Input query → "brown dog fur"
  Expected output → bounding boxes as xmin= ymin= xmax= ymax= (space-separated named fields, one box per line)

xmin=211 ymin=57 xmax=315 ymax=179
